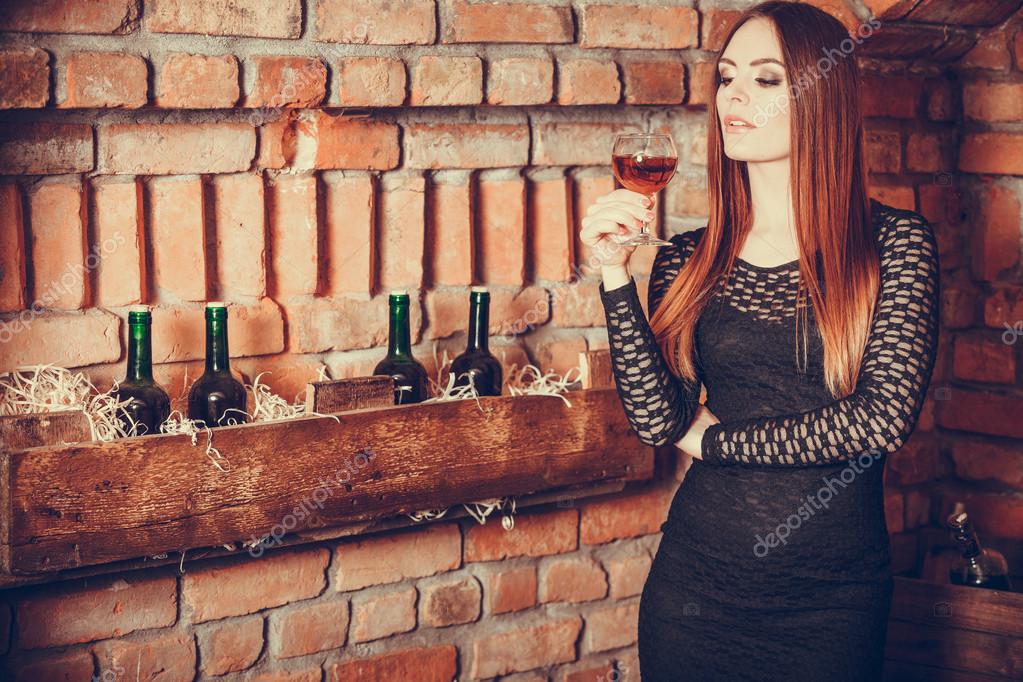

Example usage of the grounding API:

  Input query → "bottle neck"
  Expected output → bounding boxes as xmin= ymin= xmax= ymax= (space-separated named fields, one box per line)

xmin=388 ymin=302 xmax=412 ymax=358
xmin=467 ymin=297 xmax=489 ymax=352
xmin=953 ymin=525 xmax=983 ymax=559
xmin=205 ymin=316 xmax=231 ymax=373
xmin=126 ymin=320 xmax=154 ymax=382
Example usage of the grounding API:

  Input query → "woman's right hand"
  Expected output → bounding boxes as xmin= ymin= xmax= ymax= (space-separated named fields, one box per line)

xmin=579 ymin=189 xmax=656 ymax=269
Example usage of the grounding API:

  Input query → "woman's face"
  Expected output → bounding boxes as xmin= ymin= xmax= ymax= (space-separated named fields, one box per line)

xmin=716 ymin=17 xmax=791 ymax=163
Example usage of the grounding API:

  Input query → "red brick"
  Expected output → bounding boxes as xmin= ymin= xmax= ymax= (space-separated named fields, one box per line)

xmin=984 ymin=287 xmax=1023 ymax=328
xmin=533 ymin=122 xmax=621 ymax=166
xmin=423 ymin=285 xmax=549 ymax=339
xmin=465 ymin=508 xmax=577 ymax=561
xmin=668 ymin=171 xmax=709 ymax=219
xmin=444 ymin=0 xmax=573 ymax=43
xmin=579 ymin=5 xmax=698 ymax=49
xmin=861 ymin=73 xmax=922 ymax=119
xmin=92 ymin=177 xmax=144 ymax=307
xmin=11 ymin=650 xmax=94 ymax=682
xmin=702 ymin=9 xmax=742 ymax=51
xmin=100 ymin=123 xmax=255 ymax=174
xmin=478 ymin=176 xmax=526 ymax=286
xmin=0 ymin=47 xmax=49 ymax=108
xmin=540 ymin=556 xmax=607 ymax=603
xmin=270 ymin=600 xmax=348 ymax=658
xmin=623 ymin=61 xmax=685 ymax=105
xmin=327 ymin=646 xmax=458 ymax=682
xmin=960 ymin=27 xmax=1012 ymax=70
xmin=15 ymin=573 xmax=176 ymax=648
xmin=574 ymin=173 xmax=615 ymax=276
xmin=903 ymin=489 xmax=930 ymax=530
xmin=580 ymin=485 xmax=673 ymax=545
xmin=27 ymin=182 xmax=87 ymax=310
xmin=603 ymin=550 xmax=652 ymax=599
xmin=1015 ymin=30 xmax=1023 ymax=70
xmin=471 ymin=616 xmax=582 ymax=678
xmin=257 ymin=113 xmax=297 ymax=169
xmin=314 ymin=114 xmax=400 ymax=170
xmin=971 ymin=184 xmax=1021 ymax=281
xmin=232 ymin=355 xmax=327 ymax=404
xmin=964 ymin=81 xmax=1023 ymax=122
xmin=867 ymin=130 xmax=902 ymax=174
xmin=488 ymin=57 xmax=554 ymax=105
xmin=333 ymin=522 xmax=460 ymax=591
xmin=156 ymin=53 xmax=239 ymax=108
xmin=146 ymin=176 xmax=207 ymax=302
xmin=0 ymin=123 xmax=92 ymax=175
xmin=62 ymin=51 xmax=147 ymax=108
xmin=563 ymin=662 xmax=627 ymax=682
xmin=269 ymin=173 xmax=319 ymax=297
xmin=94 ymin=631 xmax=196 ymax=681
xmin=869 ymin=185 xmax=915 ymax=212
xmin=316 ymin=0 xmax=435 ymax=44
xmin=411 ymin=55 xmax=483 ymax=106
xmin=0 ymin=184 xmax=26 ymax=312
xmin=284 ymin=292 xmax=422 ymax=353
xmin=906 ymin=132 xmax=953 ymax=173
xmin=198 ymin=615 xmax=263 ymax=675
xmin=962 ymin=129 xmax=1023 ymax=177
xmin=885 ymin=491 xmax=904 ymax=534
xmin=937 ymin=386 xmax=1023 ymax=439
xmin=926 ymin=76 xmax=957 ymax=121
xmin=406 ymin=122 xmax=529 ymax=169
xmin=350 ymin=584 xmax=417 ymax=643
xmin=885 ymin=436 xmax=948 ymax=486
xmin=336 ymin=56 xmax=407 ymax=106
xmin=530 ymin=174 xmax=575 ymax=282
xmin=248 ymin=670 xmax=321 ymax=682
xmin=247 ymin=56 xmax=327 ymax=108
xmin=148 ymin=0 xmax=301 ymax=37
xmin=584 ymin=602 xmax=638 ymax=653
xmin=182 ymin=547 xmax=329 ymax=623
xmin=529 ymin=333 xmax=589 ymax=376
xmin=687 ymin=61 xmax=717 ymax=106
xmin=379 ymin=172 xmax=426 ymax=290
xmin=480 ymin=564 xmax=536 ymax=614
xmin=149 ymin=298 xmax=284 ymax=362
xmin=952 ymin=333 xmax=1015 ymax=383
xmin=322 ymin=173 xmax=375 ymax=296
xmin=0 ymin=309 xmax=121 ymax=370
xmin=420 ymin=575 xmax=481 ymax=627
xmin=427 ymin=174 xmax=474 ymax=286
xmin=950 ymin=441 xmax=1023 ymax=488
xmin=212 ymin=173 xmax=266 ymax=299
xmin=556 ymin=59 xmax=621 ymax=105
xmin=0 ymin=0 xmax=140 ymax=34
xmin=551 ymin=279 xmax=605 ymax=327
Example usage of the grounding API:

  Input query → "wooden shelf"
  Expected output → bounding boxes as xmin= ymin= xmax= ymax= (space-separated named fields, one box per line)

xmin=0 ymin=351 xmax=655 ymax=580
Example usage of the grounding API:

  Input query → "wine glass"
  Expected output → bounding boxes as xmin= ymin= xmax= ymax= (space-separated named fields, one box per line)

xmin=610 ymin=133 xmax=678 ymax=247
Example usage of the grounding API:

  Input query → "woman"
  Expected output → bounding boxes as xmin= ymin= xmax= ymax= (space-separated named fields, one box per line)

xmin=580 ymin=3 xmax=940 ymax=681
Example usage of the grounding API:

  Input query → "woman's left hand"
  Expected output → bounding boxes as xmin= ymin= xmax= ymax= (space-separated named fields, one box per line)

xmin=674 ymin=405 xmax=720 ymax=459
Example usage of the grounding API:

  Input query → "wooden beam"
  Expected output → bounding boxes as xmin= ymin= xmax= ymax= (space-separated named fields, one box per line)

xmin=304 ymin=376 xmax=395 ymax=413
xmin=4 ymin=388 xmax=652 ymax=574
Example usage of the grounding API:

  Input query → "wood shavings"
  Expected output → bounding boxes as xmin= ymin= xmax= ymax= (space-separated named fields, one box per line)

xmin=244 ymin=371 xmax=341 ymax=426
xmin=159 ymin=410 xmax=229 ymax=471
xmin=0 ymin=364 xmax=136 ymax=442
xmin=504 ymin=363 xmax=582 ymax=407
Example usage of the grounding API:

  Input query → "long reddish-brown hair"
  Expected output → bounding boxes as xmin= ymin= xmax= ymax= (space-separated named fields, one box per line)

xmin=650 ymin=1 xmax=880 ymax=399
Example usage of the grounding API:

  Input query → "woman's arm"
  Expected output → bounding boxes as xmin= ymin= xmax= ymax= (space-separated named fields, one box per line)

xmin=700 ymin=210 xmax=940 ymax=467
xmin=598 ymin=229 xmax=705 ymax=448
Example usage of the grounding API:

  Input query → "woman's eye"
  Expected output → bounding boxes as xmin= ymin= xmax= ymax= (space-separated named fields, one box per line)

xmin=717 ymin=76 xmax=782 ymax=87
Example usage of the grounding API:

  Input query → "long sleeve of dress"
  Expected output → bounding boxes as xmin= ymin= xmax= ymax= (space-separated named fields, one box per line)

xmin=700 ymin=210 xmax=940 ymax=467
xmin=598 ymin=231 xmax=704 ymax=447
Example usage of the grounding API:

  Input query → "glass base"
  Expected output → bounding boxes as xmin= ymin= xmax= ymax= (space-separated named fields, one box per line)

xmin=612 ymin=231 xmax=673 ymax=247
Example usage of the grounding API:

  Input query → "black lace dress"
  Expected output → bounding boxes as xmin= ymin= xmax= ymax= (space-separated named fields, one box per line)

xmin=597 ymin=199 xmax=940 ymax=681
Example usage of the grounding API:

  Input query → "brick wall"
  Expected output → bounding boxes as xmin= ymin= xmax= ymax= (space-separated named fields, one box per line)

xmin=1 ymin=0 xmax=1022 ymax=679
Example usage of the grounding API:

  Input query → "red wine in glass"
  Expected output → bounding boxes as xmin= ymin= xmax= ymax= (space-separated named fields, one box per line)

xmin=610 ymin=133 xmax=678 ymax=247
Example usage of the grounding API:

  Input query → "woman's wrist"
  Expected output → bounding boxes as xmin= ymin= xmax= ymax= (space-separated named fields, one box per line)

xmin=600 ymin=264 xmax=631 ymax=291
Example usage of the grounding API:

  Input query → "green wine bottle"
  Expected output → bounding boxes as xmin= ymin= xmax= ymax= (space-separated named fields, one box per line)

xmin=451 ymin=287 xmax=502 ymax=396
xmin=187 ymin=302 xmax=249 ymax=427
xmin=374 ymin=290 xmax=429 ymax=404
xmin=113 ymin=306 xmax=171 ymax=436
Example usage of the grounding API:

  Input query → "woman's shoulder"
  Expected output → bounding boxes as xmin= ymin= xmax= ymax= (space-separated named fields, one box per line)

xmin=869 ymin=198 xmax=938 ymax=263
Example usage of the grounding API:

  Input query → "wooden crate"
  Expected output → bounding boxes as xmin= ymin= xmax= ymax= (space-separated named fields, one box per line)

xmin=0 ymin=354 xmax=653 ymax=578
xmin=885 ymin=576 xmax=1023 ymax=680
